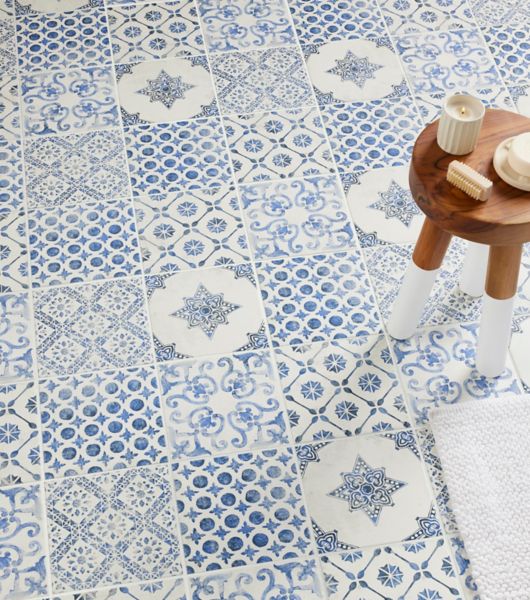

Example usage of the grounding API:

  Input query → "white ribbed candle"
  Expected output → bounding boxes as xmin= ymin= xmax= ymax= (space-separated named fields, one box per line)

xmin=437 ymin=95 xmax=485 ymax=155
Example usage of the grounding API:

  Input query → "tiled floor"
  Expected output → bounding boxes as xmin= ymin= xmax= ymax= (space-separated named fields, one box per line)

xmin=1 ymin=0 xmax=528 ymax=598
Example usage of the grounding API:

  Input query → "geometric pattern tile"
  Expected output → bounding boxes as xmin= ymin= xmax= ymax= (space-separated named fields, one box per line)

xmin=510 ymin=83 xmax=530 ymax=117
xmin=0 ymin=208 xmax=28 ymax=292
xmin=483 ymin=24 xmax=530 ymax=85
xmin=0 ymin=72 xmax=20 ymax=137
xmin=0 ymin=292 xmax=33 ymax=382
xmin=469 ymin=0 xmax=522 ymax=27
xmin=44 ymin=578 xmax=188 ymax=599
xmin=0 ymin=130 xmax=24 ymax=214
xmin=15 ymin=0 xmax=104 ymax=14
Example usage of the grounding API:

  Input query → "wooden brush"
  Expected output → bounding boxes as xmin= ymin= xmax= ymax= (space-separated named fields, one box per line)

xmin=447 ymin=160 xmax=492 ymax=201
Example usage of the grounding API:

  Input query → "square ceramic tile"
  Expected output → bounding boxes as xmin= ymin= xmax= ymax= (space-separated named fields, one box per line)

xmin=173 ymin=447 xmax=312 ymax=572
xmin=146 ymin=263 xmax=267 ymax=361
xmin=321 ymin=538 xmax=464 ymax=598
xmin=275 ymin=335 xmax=410 ymax=443
xmin=510 ymin=83 xmax=530 ymax=117
xmin=297 ymin=432 xmax=440 ymax=552
xmin=0 ymin=71 xmax=20 ymax=134
xmin=0 ymin=485 xmax=48 ymax=598
xmin=0 ymin=293 xmax=33 ymax=382
xmin=257 ymin=251 xmax=381 ymax=348
xmin=48 ymin=578 xmax=188 ymax=599
xmin=241 ymin=175 xmax=354 ymax=260
xmin=0 ymin=129 xmax=24 ymax=214
xmin=28 ymin=198 xmax=142 ymax=287
xmin=125 ymin=118 xmax=233 ymax=196
xmin=40 ymin=366 xmax=167 ymax=479
xmin=469 ymin=0 xmax=521 ymax=27
xmin=108 ymin=0 xmax=204 ymax=63
xmin=24 ymin=129 xmax=130 ymax=208
xmin=46 ymin=466 xmax=182 ymax=593
xmin=198 ymin=0 xmax=295 ymax=53
xmin=343 ymin=166 xmax=423 ymax=246
xmin=159 ymin=350 xmax=288 ymax=459
xmin=116 ymin=56 xmax=218 ymax=125
xmin=16 ymin=8 xmax=112 ymax=71
xmin=321 ymin=95 xmax=422 ymax=173
xmin=15 ymin=0 xmax=104 ymax=15
xmin=380 ymin=0 xmax=474 ymax=35
xmin=290 ymin=0 xmax=386 ymax=45
xmin=21 ymin=67 xmax=119 ymax=135
xmin=135 ymin=186 xmax=249 ymax=274
xmin=34 ymin=278 xmax=153 ymax=377
xmin=449 ymin=535 xmax=481 ymax=600
xmin=0 ymin=10 xmax=16 ymax=57
xmin=190 ymin=560 xmax=323 ymax=598
xmin=0 ymin=208 xmax=28 ymax=292
xmin=393 ymin=323 xmax=522 ymax=425
xmin=210 ymin=47 xmax=314 ymax=115
xmin=224 ymin=107 xmax=335 ymax=183
xmin=483 ymin=24 xmax=530 ymax=85
xmin=304 ymin=37 xmax=409 ymax=105
xmin=0 ymin=382 xmax=40 ymax=487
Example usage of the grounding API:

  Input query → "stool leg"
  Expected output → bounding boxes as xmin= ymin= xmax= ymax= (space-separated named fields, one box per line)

xmin=475 ymin=245 xmax=522 ymax=378
xmin=387 ymin=218 xmax=452 ymax=340
xmin=459 ymin=241 xmax=489 ymax=297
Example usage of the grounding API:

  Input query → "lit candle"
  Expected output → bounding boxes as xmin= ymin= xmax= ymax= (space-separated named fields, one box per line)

xmin=437 ymin=95 xmax=485 ymax=155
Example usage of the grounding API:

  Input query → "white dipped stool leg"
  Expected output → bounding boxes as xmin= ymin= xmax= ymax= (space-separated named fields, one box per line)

xmin=459 ymin=241 xmax=489 ymax=297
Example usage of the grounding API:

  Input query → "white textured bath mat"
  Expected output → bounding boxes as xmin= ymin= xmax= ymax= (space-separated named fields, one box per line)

xmin=430 ymin=396 xmax=530 ymax=600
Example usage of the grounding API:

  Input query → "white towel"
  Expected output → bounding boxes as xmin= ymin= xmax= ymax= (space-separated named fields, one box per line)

xmin=430 ymin=396 xmax=530 ymax=600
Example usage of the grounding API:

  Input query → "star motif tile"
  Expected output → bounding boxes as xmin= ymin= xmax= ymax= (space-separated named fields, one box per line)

xmin=137 ymin=69 xmax=194 ymax=108
xmin=44 ymin=578 xmax=188 ymax=599
xmin=510 ymin=83 xmax=530 ymax=117
xmin=0 ymin=208 xmax=28 ymax=292
xmin=483 ymin=24 xmax=530 ymax=86
xmin=327 ymin=50 xmax=383 ymax=84
xmin=0 ymin=293 xmax=33 ymax=382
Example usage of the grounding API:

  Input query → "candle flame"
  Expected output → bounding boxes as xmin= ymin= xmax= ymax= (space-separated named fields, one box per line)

xmin=460 ymin=106 xmax=467 ymax=116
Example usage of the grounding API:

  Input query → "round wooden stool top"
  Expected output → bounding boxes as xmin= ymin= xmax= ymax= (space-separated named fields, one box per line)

xmin=409 ymin=108 xmax=530 ymax=246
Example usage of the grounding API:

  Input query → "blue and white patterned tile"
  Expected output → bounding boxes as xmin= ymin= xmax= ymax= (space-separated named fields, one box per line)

xmin=16 ymin=8 xmax=112 ymax=72
xmin=224 ymin=107 xmax=335 ymax=183
xmin=34 ymin=278 xmax=153 ymax=377
xmin=125 ymin=118 xmax=233 ymax=196
xmin=135 ymin=186 xmax=249 ymax=274
xmin=275 ymin=335 xmax=410 ymax=443
xmin=159 ymin=349 xmax=288 ymax=459
xmin=46 ymin=465 xmax=182 ymax=593
xmin=198 ymin=0 xmax=295 ymax=53
xmin=173 ymin=447 xmax=312 ymax=573
xmin=210 ymin=47 xmax=314 ymax=115
xmin=21 ymin=66 xmax=119 ymax=136
xmin=0 ymin=73 xmax=20 ymax=136
xmin=0 ymin=484 xmax=48 ymax=599
xmin=190 ymin=559 xmax=324 ymax=598
xmin=28 ymin=198 xmax=142 ymax=287
xmin=0 ymin=8 xmax=16 ymax=60
xmin=468 ymin=0 xmax=521 ymax=27
xmin=116 ymin=55 xmax=218 ymax=125
xmin=0 ymin=382 xmax=40 ymax=487
xmin=509 ymin=83 xmax=530 ymax=117
xmin=0 ymin=293 xmax=33 ymax=382
xmin=146 ymin=263 xmax=266 ymax=361
xmin=321 ymin=95 xmax=422 ymax=173
xmin=40 ymin=366 xmax=167 ymax=479
xmin=24 ymin=129 xmax=130 ymax=209
xmin=0 ymin=130 xmax=24 ymax=214
xmin=343 ymin=166 xmax=423 ymax=246
xmin=108 ymin=0 xmax=204 ymax=63
xmin=483 ymin=24 xmax=530 ymax=86
xmin=258 ymin=251 xmax=381 ymax=348
xmin=297 ymin=432 xmax=440 ymax=552
xmin=304 ymin=37 xmax=408 ymax=105
xmin=449 ymin=535 xmax=481 ymax=600
xmin=48 ymin=577 xmax=188 ymax=600
xmin=321 ymin=538 xmax=464 ymax=599
xmin=0 ymin=208 xmax=28 ymax=292
xmin=15 ymin=0 xmax=103 ymax=15
xmin=240 ymin=175 xmax=354 ymax=260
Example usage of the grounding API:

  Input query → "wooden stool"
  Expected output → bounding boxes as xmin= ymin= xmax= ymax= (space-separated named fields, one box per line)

xmin=388 ymin=108 xmax=530 ymax=377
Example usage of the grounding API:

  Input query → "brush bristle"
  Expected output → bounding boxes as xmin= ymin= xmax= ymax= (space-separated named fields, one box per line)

xmin=446 ymin=161 xmax=492 ymax=202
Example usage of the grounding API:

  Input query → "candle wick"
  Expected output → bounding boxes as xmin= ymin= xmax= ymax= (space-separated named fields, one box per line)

xmin=460 ymin=106 xmax=466 ymax=115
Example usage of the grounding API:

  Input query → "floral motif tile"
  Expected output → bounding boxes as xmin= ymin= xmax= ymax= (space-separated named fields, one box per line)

xmin=0 ymin=129 xmax=24 ymax=214
xmin=21 ymin=67 xmax=119 ymax=135
xmin=48 ymin=578 xmax=188 ymax=599
xmin=159 ymin=350 xmax=287 ymax=458
xmin=469 ymin=0 xmax=521 ymax=27
xmin=34 ymin=278 xmax=153 ymax=377
xmin=146 ymin=263 xmax=266 ymax=361
xmin=290 ymin=0 xmax=386 ymax=45
xmin=380 ymin=0 xmax=474 ymax=35
xmin=304 ymin=37 xmax=408 ymax=105
xmin=321 ymin=95 xmax=422 ymax=173
xmin=198 ymin=0 xmax=295 ymax=52
xmin=0 ymin=293 xmax=33 ymax=382
xmin=125 ymin=118 xmax=232 ymax=196
xmin=0 ymin=485 xmax=48 ymax=599
xmin=108 ymin=0 xmax=204 ymax=64
xmin=210 ymin=47 xmax=314 ymax=115
xmin=173 ymin=447 xmax=312 ymax=572
xmin=46 ymin=465 xmax=182 ymax=593
xmin=510 ymin=83 xmax=530 ymax=117
xmin=24 ymin=129 xmax=130 ymax=208
xmin=449 ymin=535 xmax=481 ymax=600
xmin=297 ymin=432 xmax=440 ymax=552
xmin=224 ymin=107 xmax=335 ymax=183
xmin=0 ymin=382 xmax=40 ymax=487
xmin=343 ymin=166 xmax=423 ymax=246
xmin=40 ymin=366 xmax=167 ymax=479
xmin=15 ymin=0 xmax=103 ymax=15
xmin=16 ymin=8 xmax=112 ymax=72
xmin=116 ymin=55 xmax=218 ymax=125
xmin=0 ymin=71 xmax=20 ymax=136
xmin=321 ymin=538 xmax=464 ymax=599
xmin=241 ymin=175 xmax=354 ymax=260
xmin=483 ymin=24 xmax=530 ymax=86
xmin=257 ymin=251 xmax=381 ymax=348
xmin=0 ymin=208 xmax=28 ymax=292
xmin=275 ymin=335 xmax=410 ymax=443
xmin=190 ymin=559 xmax=323 ymax=598
xmin=135 ymin=186 xmax=249 ymax=274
